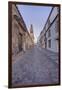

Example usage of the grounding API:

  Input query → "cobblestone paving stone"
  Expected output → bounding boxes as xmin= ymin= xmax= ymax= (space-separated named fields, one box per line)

xmin=12 ymin=45 xmax=59 ymax=86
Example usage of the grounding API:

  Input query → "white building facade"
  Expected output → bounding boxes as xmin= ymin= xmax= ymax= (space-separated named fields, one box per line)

xmin=38 ymin=6 xmax=60 ymax=53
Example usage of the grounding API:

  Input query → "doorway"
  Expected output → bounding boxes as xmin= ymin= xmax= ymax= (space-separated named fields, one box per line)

xmin=18 ymin=33 xmax=23 ymax=52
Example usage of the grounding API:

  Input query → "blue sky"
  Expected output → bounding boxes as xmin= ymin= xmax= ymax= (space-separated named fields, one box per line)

xmin=17 ymin=5 xmax=52 ymax=43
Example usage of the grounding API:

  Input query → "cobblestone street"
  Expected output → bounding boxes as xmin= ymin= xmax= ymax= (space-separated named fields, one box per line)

xmin=12 ymin=45 xmax=59 ymax=86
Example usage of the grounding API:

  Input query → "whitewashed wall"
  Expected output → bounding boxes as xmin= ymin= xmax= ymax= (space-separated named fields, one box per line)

xmin=50 ymin=7 xmax=58 ymax=23
xmin=38 ymin=7 xmax=59 ymax=53
xmin=46 ymin=17 xmax=58 ymax=52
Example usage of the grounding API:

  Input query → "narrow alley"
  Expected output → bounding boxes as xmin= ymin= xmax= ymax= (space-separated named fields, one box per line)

xmin=12 ymin=45 xmax=59 ymax=86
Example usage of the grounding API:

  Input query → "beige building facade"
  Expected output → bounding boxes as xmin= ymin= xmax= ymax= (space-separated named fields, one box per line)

xmin=12 ymin=4 xmax=34 ymax=56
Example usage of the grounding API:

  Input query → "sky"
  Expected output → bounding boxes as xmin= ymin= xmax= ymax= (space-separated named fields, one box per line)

xmin=17 ymin=5 xmax=52 ymax=43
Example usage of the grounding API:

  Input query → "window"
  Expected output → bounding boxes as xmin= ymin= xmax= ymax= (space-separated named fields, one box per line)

xmin=45 ymin=38 xmax=47 ymax=48
xmin=55 ymin=16 xmax=59 ymax=33
xmin=48 ymin=39 xmax=51 ymax=48
xmin=48 ymin=29 xmax=51 ymax=37
xmin=57 ymin=17 xmax=59 ymax=32
xmin=57 ymin=7 xmax=59 ymax=13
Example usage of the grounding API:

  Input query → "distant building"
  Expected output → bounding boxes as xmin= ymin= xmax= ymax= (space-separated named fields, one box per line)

xmin=12 ymin=4 xmax=34 ymax=56
xmin=29 ymin=24 xmax=34 ymax=46
xmin=38 ymin=6 xmax=60 ymax=53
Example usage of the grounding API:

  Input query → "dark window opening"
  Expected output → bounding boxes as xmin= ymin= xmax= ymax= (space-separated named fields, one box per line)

xmin=48 ymin=39 xmax=51 ymax=48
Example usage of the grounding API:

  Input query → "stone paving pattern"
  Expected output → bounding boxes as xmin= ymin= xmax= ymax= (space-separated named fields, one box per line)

xmin=12 ymin=45 xmax=59 ymax=86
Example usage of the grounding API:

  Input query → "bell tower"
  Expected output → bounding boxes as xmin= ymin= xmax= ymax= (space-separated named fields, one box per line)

xmin=30 ymin=24 xmax=34 ymax=41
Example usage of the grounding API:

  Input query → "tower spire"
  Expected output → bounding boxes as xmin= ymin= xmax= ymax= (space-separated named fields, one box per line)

xmin=29 ymin=24 xmax=34 ymax=42
xmin=30 ymin=24 xmax=33 ymax=33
